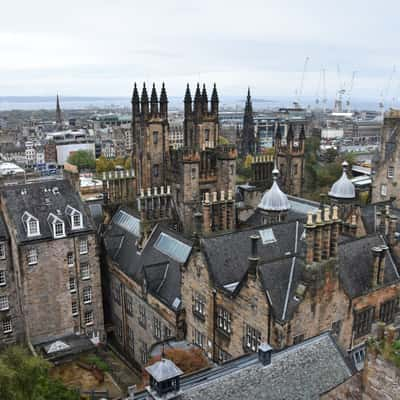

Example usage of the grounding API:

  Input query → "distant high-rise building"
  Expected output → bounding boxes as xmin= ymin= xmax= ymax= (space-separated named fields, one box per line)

xmin=241 ymin=88 xmax=256 ymax=156
xmin=56 ymin=94 xmax=63 ymax=127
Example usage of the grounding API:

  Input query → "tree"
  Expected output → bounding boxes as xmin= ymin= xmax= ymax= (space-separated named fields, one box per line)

xmin=124 ymin=157 xmax=132 ymax=170
xmin=0 ymin=346 xmax=79 ymax=400
xmin=67 ymin=150 xmax=95 ymax=171
xmin=218 ymin=136 xmax=230 ymax=145
xmin=96 ymin=155 xmax=114 ymax=173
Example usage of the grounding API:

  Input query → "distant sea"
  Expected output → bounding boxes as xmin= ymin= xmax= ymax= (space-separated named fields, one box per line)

xmin=0 ymin=96 xmax=383 ymax=111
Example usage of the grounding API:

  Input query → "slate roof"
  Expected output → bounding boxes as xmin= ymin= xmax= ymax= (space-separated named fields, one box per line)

xmin=103 ymin=207 xmax=192 ymax=310
xmin=0 ymin=213 xmax=9 ymax=240
xmin=181 ymin=333 xmax=353 ymax=400
xmin=1 ymin=179 xmax=93 ymax=243
xmin=201 ymin=221 xmax=304 ymax=292
xmin=146 ymin=358 xmax=183 ymax=381
xmin=338 ymin=234 xmax=400 ymax=298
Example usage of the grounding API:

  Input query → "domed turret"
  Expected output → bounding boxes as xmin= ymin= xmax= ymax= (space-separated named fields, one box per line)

xmin=328 ymin=161 xmax=355 ymax=200
xmin=258 ymin=168 xmax=290 ymax=212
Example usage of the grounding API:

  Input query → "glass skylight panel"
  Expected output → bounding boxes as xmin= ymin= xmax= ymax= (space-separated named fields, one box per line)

xmin=114 ymin=210 xmax=140 ymax=237
xmin=259 ymin=228 xmax=277 ymax=245
xmin=154 ymin=232 xmax=191 ymax=263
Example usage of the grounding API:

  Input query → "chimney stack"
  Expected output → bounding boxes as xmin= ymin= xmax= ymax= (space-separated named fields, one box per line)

xmin=322 ymin=206 xmax=331 ymax=260
xmin=248 ymin=235 xmax=260 ymax=276
xmin=258 ymin=343 xmax=273 ymax=366
xmin=371 ymin=246 xmax=383 ymax=288
xmin=388 ymin=215 xmax=398 ymax=247
xmin=314 ymin=210 xmax=323 ymax=262
xmin=305 ymin=212 xmax=315 ymax=265
xmin=330 ymin=206 xmax=340 ymax=258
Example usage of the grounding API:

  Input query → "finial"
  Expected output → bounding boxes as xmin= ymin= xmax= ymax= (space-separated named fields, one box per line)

xmin=342 ymin=160 xmax=349 ymax=171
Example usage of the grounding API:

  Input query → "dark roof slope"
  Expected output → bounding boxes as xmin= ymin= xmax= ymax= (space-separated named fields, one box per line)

xmin=181 ymin=333 xmax=353 ymax=400
xmin=0 ymin=213 xmax=9 ymax=240
xmin=338 ymin=233 xmax=400 ymax=298
xmin=1 ymin=179 xmax=93 ymax=243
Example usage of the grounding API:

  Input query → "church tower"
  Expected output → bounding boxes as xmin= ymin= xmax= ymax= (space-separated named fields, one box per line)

xmin=131 ymin=82 xmax=169 ymax=192
xmin=241 ymin=88 xmax=256 ymax=156
xmin=56 ymin=94 xmax=62 ymax=128
xmin=275 ymin=123 xmax=305 ymax=197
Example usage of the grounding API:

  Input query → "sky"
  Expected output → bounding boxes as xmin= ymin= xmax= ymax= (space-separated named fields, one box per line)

xmin=1 ymin=0 xmax=400 ymax=103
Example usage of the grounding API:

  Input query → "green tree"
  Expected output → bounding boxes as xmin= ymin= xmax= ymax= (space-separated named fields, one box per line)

xmin=0 ymin=346 xmax=79 ymax=400
xmin=96 ymin=155 xmax=114 ymax=173
xmin=67 ymin=150 xmax=95 ymax=171
xmin=218 ymin=136 xmax=229 ymax=145
xmin=124 ymin=157 xmax=132 ymax=170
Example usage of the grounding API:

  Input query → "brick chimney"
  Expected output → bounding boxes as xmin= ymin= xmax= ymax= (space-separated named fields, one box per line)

xmin=371 ymin=246 xmax=383 ymax=288
xmin=378 ymin=245 xmax=388 ymax=285
xmin=322 ymin=206 xmax=331 ymax=260
xmin=248 ymin=235 xmax=260 ymax=277
xmin=313 ymin=210 xmax=323 ymax=262
xmin=202 ymin=192 xmax=211 ymax=234
xmin=305 ymin=212 xmax=316 ymax=264
xmin=330 ymin=206 xmax=340 ymax=258
xmin=388 ymin=215 xmax=398 ymax=247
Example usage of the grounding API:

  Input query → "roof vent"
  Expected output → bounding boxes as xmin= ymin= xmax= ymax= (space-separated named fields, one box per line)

xmin=258 ymin=343 xmax=273 ymax=366
xmin=53 ymin=187 xmax=60 ymax=195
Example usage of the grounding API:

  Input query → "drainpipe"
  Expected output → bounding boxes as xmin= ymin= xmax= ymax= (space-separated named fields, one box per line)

xmin=212 ymin=288 xmax=216 ymax=362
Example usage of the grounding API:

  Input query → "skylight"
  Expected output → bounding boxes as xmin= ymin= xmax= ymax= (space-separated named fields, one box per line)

xmin=113 ymin=210 xmax=140 ymax=237
xmin=154 ymin=232 xmax=191 ymax=263
xmin=259 ymin=228 xmax=277 ymax=245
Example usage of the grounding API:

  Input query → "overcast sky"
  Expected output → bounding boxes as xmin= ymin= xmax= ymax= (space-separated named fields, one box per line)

xmin=1 ymin=0 xmax=400 ymax=102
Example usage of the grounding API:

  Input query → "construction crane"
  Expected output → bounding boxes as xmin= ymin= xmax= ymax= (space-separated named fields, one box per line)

xmin=334 ymin=65 xmax=346 ymax=112
xmin=294 ymin=56 xmax=310 ymax=108
xmin=379 ymin=65 xmax=396 ymax=113
xmin=345 ymin=71 xmax=357 ymax=112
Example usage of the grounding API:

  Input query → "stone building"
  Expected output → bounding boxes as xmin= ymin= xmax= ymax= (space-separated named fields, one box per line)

xmin=131 ymin=83 xmax=169 ymax=191
xmin=372 ymin=109 xmax=400 ymax=206
xmin=181 ymin=198 xmax=400 ymax=363
xmin=0 ymin=179 xmax=104 ymax=347
xmin=275 ymin=122 xmax=305 ymax=197
xmin=102 ymin=207 xmax=190 ymax=368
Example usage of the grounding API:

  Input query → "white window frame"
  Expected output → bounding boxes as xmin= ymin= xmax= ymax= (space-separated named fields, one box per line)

xmin=2 ymin=319 xmax=12 ymax=334
xmin=84 ymin=310 xmax=94 ymax=326
xmin=80 ymin=263 xmax=90 ymax=280
xmin=71 ymin=300 xmax=79 ymax=316
xmin=27 ymin=249 xmax=38 ymax=266
xmin=28 ymin=218 xmax=40 ymax=237
xmin=69 ymin=277 xmax=76 ymax=293
xmin=0 ymin=295 xmax=9 ymax=311
xmin=0 ymin=242 xmax=6 ymax=260
xmin=381 ymin=184 xmax=387 ymax=197
xmin=67 ymin=252 xmax=74 ymax=267
xmin=79 ymin=239 xmax=88 ymax=255
xmin=83 ymin=287 xmax=92 ymax=304
xmin=0 ymin=270 xmax=5 ymax=286
xmin=388 ymin=166 xmax=394 ymax=179
xmin=66 ymin=205 xmax=83 ymax=230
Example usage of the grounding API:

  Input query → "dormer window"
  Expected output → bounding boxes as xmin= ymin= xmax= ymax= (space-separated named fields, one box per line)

xmin=65 ymin=205 xmax=83 ymax=230
xmin=22 ymin=212 xmax=40 ymax=238
xmin=47 ymin=213 xmax=65 ymax=239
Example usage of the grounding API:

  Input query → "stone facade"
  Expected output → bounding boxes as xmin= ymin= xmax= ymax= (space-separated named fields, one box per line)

xmin=372 ymin=109 xmax=400 ymax=207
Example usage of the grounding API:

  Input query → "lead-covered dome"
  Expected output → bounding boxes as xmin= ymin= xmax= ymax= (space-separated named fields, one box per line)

xmin=328 ymin=161 xmax=355 ymax=199
xmin=258 ymin=169 xmax=290 ymax=211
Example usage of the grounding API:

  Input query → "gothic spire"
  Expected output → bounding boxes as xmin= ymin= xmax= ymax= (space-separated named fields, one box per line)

xmin=159 ymin=82 xmax=168 ymax=118
xmin=184 ymin=83 xmax=192 ymax=116
xmin=141 ymin=82 xmax=149 ymax=117
xmin=201 ymin=84 xmax=208 ymax=114
xmin=287 ymin=123 xmax=294 ymax=144
xmin=150 ymin=83 xmax=158 ymax=115
xmin=211 ymin=83 xmax=218 ymax=115
xmin=194 ymin=83 xmax=202 ymax=116
xmin=132 ymin=83 xmax=140 ymax=116
xmin=56 ymin=94 xmax=62 ymax=125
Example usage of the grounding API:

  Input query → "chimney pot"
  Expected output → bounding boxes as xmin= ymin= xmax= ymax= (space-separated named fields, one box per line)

xmin=332 ymin=206 xmax=339 ymax=221
xmin=167 ymin=185 xmax=171 ymax=194
xmin=147 ymin=188 xmax=151 ymax=196
xmin=228 ymin=189 xmax=233 ymax=200
xmin=306 ymin=212 xmax=314 ymax=226
xmin=204 ymin=192 xmax=210 ymax=204
xmin=316 ymin=210 xmax=322 ymax=224
xmin=324 ymin=206 xmax=330 ymax=222
xmin=160 ymin=186 xmax=165 ymax=195
xmin=212 ymin=191 xmax=217 ymax=202
xmin=154 ymin=187 xmax=158 ymax=196
xmin=221 ymin=190 xmax=225 ymax=201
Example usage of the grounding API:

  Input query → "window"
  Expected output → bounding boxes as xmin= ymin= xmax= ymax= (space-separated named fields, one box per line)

xmin=72 ymin=213 xmax=82 ymax=229
xmin=125 ymin=294 xmax=133 ymax=316
xmin=79 ymin=239 xmax=88 ymax=254
xmin=140 ymin=342 xmax=148 ymax=364
xmin=0 ymin=271 xmax=6 ymax=286
xmin=139 ymin=304 xmax=146 ymax=328
xmin=192 ymin=328 xmax=205 ymax=349
xmin=381 ymin=184 xmax=387 ymax=197
xmin=353 ymin=307 xmax=375 ymax=338
xmin=83 ymin=287 xmax=92 ymax=304
xmin=244 ymin=325 xmax=261 ymax=352
xmin=72 ymin=300 xmax=79 ymax=316
xmin=293 ymin=334 xmax=304 ymax=345
xmin=67 ymin=252 xmax=74 ymax=267
xmin=164 ymin=325 xmax=172 ymax=340
xmin=84 ymin=310 xmax=94 ymax=326
xmin=153 ymin=131 xmax=158 ymax=145
xmin=205 ymin=129 xmax=210 ymax=142
xmin=28 ymin=219 xmax=39 ymax=236
xmin=153 ymin=164 xmax=159 ymax=177
xmin=113 ymin=283 xmax=121 ymax=305
xmin=2 ymin=319 xmax=12 ymax=334
xmin=192 ymin=292 xmax=206 ymax=319
xmin=0 ymin=243 xmax=6 ymax=259
xmin=332 ymin=320 xmax=342 ymax=336
xmin=80 ymin=263 xmax=90 ymax=280
xmin=69 ymin=277 xmax=76 ymax=293
xmin=128 ymin=326 xmax=135 ymax=351
xmin=27 ymin=249 xmax=38 ymax=265
xmin=215 ymin=345 xmax=231 ymax=363
xmin=54 ymin=221 xmax=64 ymax=237
xmin=388 ymin=166 xmax=394 ymax=179
xmin=351 ymin=345 xmax=366 ymax=371
xmin=216 ymin=306 xmax=232 ymax=335
xmin=379 ymin=298 xmax=399 ymax=323
xmin=0 ymin=295 xmax=9 ymax=310
xmin=153 ymin=317 xmax=162 ymax=340
xmin=293 ymin=164 xmax=298 ymax=176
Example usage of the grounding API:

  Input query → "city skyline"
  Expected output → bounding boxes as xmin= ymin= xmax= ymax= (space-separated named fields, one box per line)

xmin=1 ymin=0 xmax=400 ymax=102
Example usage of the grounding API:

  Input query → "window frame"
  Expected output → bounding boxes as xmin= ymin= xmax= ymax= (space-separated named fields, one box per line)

xmin=216 ymin=306 xmax=232 ymax=335
xmin=2 ymin=319 xmax=12 ymax=334
xmin=84 ymin=310 xmax=94 ymax=326
xmin=0 ymin=295 xmax=9 ymax=311
xmin=353 ymin=306 xmax=375 ymax=339
xmin=0 ymin=242 xmax=6 ymax=259
xmin=0 ymin=270 xmax=6 ymax=286
xmin=379 ymin=297 xmax=399 ymax=323
xmin=67 ymin=252 xmax=74 ymax=267
xmin=80 ymin=263 xmax=90 ymax=280
xmin=244 ymin=324 xmax=261 ymax=352
xmin=69 ymin=276 xmax=76 ymax=293
xmin=71 ymin=300 xmax=79 ymax=316
xmin=82 ymin=286 xmax=92 ymax=304
xmin=79 ymin=239 xmax=88 ymax=255
xmin=27 ymin=248 xmax=38 ymax=266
